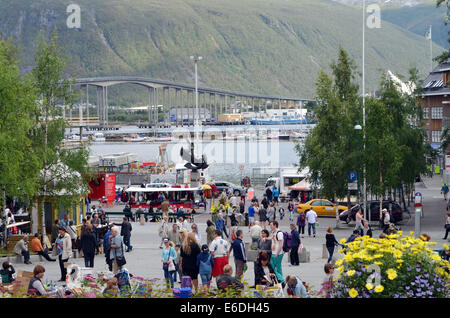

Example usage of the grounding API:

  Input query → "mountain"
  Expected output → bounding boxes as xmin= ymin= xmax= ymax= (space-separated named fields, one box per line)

xmin=331 ymin=0 xmax=432 ymax=6
xmin=0 ymin=0 xmax=445 ymax=105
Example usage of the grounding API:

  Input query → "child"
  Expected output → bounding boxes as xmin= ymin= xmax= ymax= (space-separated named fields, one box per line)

xmin=318 ymin=263 xmax=335 ymax=298
xmin=288 ymin=201 xmax=295 ymax=221
xmin=196 ymin=244 xmax=214 ymax=291
xmin=279 ymin=207 xmax=285 ymax=220
xmin=0 ymin=261 xmax=15 ymax=284
xmin=173 ymin=244 xmax=182 ymax=283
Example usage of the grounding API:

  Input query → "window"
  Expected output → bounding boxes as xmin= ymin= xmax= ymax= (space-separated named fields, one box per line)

xmin=431 ymin=107 xmax=443 ymax=119
xmin=432 ymin=130 xmax=441 ymax=143
xmin=423 ymin=107 xmax=429 ymax=119
xmin=311 ymin=200 xmax=321 ymax=206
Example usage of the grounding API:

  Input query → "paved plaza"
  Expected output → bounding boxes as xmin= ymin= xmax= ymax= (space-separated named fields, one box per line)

xmin=4 ymin=175 xmax=449 ymax=294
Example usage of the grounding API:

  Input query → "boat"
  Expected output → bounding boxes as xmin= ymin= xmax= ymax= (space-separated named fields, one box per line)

xmin=123 ymin=134 xmax=145 ymax=142
xmin=92 ymin=132 xmax=106 ymax=142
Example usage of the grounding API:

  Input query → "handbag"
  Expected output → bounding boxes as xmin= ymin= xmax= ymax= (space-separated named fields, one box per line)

xmin=114 ymin=241 xmax=127 ymax=267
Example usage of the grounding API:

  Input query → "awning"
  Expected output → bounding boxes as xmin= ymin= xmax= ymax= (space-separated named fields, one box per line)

xmin=288 ymin=179 xmax=311 ymax=191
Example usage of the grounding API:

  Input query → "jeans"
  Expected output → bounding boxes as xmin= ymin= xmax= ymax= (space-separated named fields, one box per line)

xmin=163 ymin=265 xmax=175 ymax=288
xmin=84 ymin=252 xmax=95 ymax=267
xmin=290 ymin=246 xmax=299 ymax=265
xmin=235 ymin=259 xmax=245 ymax=281
xmin=37 ymin=250 xmax=55 ymax=261
xmin=444 ymin=226 xmax=450 ymax=239
xmin=21 ymin=250 xmax=30 ymax=263
xmin=270 ymin=253 xmax=284 ymax=283
xmin=308 ymin=223 xmax=316 ymax=236
xmin=200 ymin=273 xmax=211 ymax=286
xmin=327 ymin=245 xmax=335 ymax=263
xmin=59 ymin=255 xmax=69 ymax=280
xmin=123 ymin=235 xmax=132 ymax=251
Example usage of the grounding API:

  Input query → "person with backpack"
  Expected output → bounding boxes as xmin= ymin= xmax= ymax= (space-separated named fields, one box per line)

xmin=197 ymin=244 xmax=214 ymax=291
xmin=289 ymin=224 xmax=300 ymax=266
xmin=231 ymin=230 xmax=247 ymax=281
xmin=297 ymin=210 xmax=306 ymax=238
xmin=269 ymin=221 xmax=285 ymax=286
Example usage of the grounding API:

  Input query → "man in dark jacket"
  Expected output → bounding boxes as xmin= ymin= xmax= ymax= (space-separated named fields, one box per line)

xmin=261 ymin=196 xmax=269 ymax=210
xmin=231 ymin=230 xmax=246 ymax=281
xmin=79 ymin=224 xmax=97 ymax=267
xmin=120 ymin=217 xmax=133 ymax=252
xmin=289 ymin=224 xmax=300 ymax=266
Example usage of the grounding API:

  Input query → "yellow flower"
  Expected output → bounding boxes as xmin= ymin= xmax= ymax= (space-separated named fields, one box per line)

xmin=347 ymin=270 xmax=356 ymax=277
xmin=431 ymin=254 xmax=442 ymax=261
xmin=340 ymin=238 xmax=347 ymax=245
xmin=349 ymin=288 xmax=358 ymax=298
xmin=374 ymin=285 xmax=384 ymax=293
xmin=374 ymin=261 xmax=382 ymax=266
xmin=335 ymin=259 xmax=343 ymax=266
xmin=443 ymin=243 xmax=449 ymax=250
xmin=386 ymin=268 xmax=398 ymax=280
xmin=365 ymin=282 xmax=374 ymax=290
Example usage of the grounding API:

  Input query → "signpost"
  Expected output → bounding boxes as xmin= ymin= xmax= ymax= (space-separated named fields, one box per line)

xmin=105 ymin=174 xmax=116 ymax=208
xmin=414 ymin=192 xmax=422 ymax=238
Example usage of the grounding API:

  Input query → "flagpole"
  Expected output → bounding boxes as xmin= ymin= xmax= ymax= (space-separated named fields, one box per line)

xmin=430 ymin=25 xmax=433 ymax=72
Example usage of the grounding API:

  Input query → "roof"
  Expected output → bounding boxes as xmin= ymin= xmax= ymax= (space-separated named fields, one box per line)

xmin=421 ymin=60 xmax=450 ymax=96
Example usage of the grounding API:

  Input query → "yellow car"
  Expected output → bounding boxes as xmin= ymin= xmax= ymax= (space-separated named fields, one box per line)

xmin=297 ymin=199 xmax=348 ymax=216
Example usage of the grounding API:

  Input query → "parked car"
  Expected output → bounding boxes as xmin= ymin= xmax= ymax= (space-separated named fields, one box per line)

xmin=297 ymin=199 xmax=348 ymax=216
xmin=213 ymin=181 xmax=246 ymax=196
xmin=339 ymin=200 xmax=403 ymax=224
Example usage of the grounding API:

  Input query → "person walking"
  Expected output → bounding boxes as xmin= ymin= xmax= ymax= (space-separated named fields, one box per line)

xmin=191 ymin=223 xmax=201 ymax=244
xmin=110 ymin=226 xmax=125 ymax=274
xmin=180 ymin=232 xmax=201 ymax=291
xmin=297 ymin=210 xmax=306 ymax=238
xmin=265 ymin=187 xmax=273 ymax=202
xmin=272 ymin=186 xmax=279 ymax=205
xmin=325 ymin=226 xmax=339 ymax=263
xmin=250 ymin=221 xmax=262 ymax=249
xmin=196 ymin=244 xmax=214 ymax=291
xmin=289 ymin=224 xmax=300 ymax=266
xmin=31 ymin=233 xmax=56 ymax=262
xmin=168 ymin=223 xmax=181 ymax=246
xmin=288 ymin=201 xmax=295 ymax=222
xmin=355 ymin=209 xmax=365 ymax=236
xmin=103 ymin=226 xmax=113 ymax=272
xmin=209 ymin=229 xmax=230 ymax=282
xmin=205 ymin=220 xmax=216 ymax=246
xmin=231 ymin=230 xmax=247 ymax=281
xmin=215 ymin=213 xmax=228 ymax=239
xmin=51 ymin=227 xmax=72 ymax=281
xmin=161 ymin=238 xmax=177 ymax=289
xmin=270 ymin=221 xmax=285 ymax=285
xmin=248 ymin=202 xmax=256 ymax=230
xmin=306 ymin=209 xmax=318 ymax=237
xmin=442 ymin=183 xmax=449 ymax=201
xmin=258 ymin=204 xmax=267 ymax=230
xmin=158 ymin=215 xmax=170 ymax=249
xmin=267 ymin=202 xmax=276 ymax=223
xmin=80 ymin=224 xmax=97 ymax=268
xmin=443 ymin=213 xmax=450 ymax=239
xmin=51 ymin=219 xmax=60 ymax=244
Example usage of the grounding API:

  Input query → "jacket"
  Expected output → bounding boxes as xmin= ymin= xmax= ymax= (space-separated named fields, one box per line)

xmin=297 ymin=213 xmax=306 ymax=226
xmin=31 ymin=237 xmax=44 ymax=252
xmin=254 ymin=262 xmax=275 ymax=286
xmin=215 ymin=217 xmax=225 ymax=231
xmin=290 ymin=229 xmax=300 ymax=247
xmin=13 ymin=239 xmax=28 ymax=255
xmin=231 ymin=238 xmax=246 ymax=262
xmin=51 ymin=233 xmax=72 ymax=259
xmin=80 ymin=231 xmax=97 ymax=254
xmin=121 ymin=221 xmax=132 ymax=237
xmin=196 ymin=252 xmax=214 ymax=274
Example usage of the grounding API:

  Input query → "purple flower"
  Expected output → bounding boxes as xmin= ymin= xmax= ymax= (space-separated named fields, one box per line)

xmin=406 ymin=267 xmax=412 ymax=272
xmin=416 ymin=267 xmax=421 ymax=272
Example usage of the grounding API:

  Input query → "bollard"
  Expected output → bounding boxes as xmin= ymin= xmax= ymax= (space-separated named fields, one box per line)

xmin=140 ymin=214 xmax=145 ymax=225
xmin=322 ymin=244 xmax=328 ymax=259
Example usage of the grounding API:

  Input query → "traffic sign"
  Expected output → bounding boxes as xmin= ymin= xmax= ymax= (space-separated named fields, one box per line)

xmin=414 ymin=192 xmax=422 ymax=204
xmin=348 ymin=172 xmax=357 ymax=181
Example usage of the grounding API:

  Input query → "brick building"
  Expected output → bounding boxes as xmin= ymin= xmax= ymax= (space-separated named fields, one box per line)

xmin=421 ymin=59 xmax=450 ymax=150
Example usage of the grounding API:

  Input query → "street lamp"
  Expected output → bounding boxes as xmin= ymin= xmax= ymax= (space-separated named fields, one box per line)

xmin=362 ymin=0 xmax=367 ymax=221
xmin=190 ymin=55 xmax=202 ymax=160
xmin=354 ymin=122 xmax=362 ymax=205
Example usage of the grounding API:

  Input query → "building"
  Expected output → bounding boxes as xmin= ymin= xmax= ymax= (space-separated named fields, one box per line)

xmin=166 ymin=107 xmax=212 ymax=123
xmin=421 ymin=59 xmax=450 ymax=150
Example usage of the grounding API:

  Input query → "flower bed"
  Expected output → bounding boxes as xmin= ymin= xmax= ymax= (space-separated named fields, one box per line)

xmin=331 ymin=232 xmax=450 ymax=298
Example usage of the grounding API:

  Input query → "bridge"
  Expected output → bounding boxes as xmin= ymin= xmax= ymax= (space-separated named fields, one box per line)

xmin=71 ymin=76 xmax=315 ymax=128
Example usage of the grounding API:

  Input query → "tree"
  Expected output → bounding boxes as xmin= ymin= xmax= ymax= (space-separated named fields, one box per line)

xmin=297 ymin=47 xmax=361 ymax=225
xmin=435 ymin=0 xmax=450 ymax=64
xmin=0 ymin=39 xmax=41 ymax=247
xmin=30 ymin=30 xmax=89 ymax=237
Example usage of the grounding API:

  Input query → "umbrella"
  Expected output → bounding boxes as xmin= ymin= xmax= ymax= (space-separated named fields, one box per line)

xmin=288 ymin=179 xmax=311 ymax=191
xmin=201 ymin=184 xmax=212 ymax=190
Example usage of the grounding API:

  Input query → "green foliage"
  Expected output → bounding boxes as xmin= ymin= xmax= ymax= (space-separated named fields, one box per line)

xmin=0 ymin=38 xmax=41 ymax=203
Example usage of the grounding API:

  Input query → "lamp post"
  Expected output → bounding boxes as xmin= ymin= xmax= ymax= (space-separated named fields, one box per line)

xmin=190 ymin=55 xmax=202 ymax=161
xmin=354 ymin=122 xmax=362 ymax=204
xmin=362 ymin=0 xmax=367 ymax=221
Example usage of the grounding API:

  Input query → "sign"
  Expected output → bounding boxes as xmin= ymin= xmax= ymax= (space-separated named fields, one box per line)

xmin=105 ymin=174 xmax=116 ymax=206
xmin=348 ymin=172 xmax=357 ymax=181
xmin=348 ymin=182 xmax=358 ymax=190
xmin=414 ymin=192 xmax=422 ymax=204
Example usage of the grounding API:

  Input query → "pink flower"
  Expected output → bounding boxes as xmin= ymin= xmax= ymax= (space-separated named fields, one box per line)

xmin=85 ymin=293 xmax=97 ymax=298
xmin=85 ymin=275 xmax=96 ymax=282
xmin=89 ymin=283 xmax=99 ymax=289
